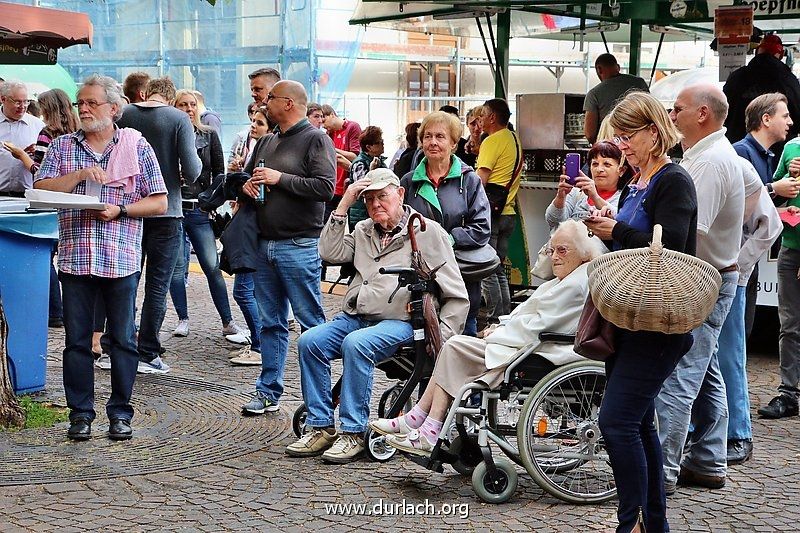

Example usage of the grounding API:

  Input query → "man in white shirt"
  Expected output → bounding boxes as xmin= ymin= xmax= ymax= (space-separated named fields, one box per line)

xmin=657 ymin=83 xmax=745 ymax=495
xmin=0 ymin=80 xmax=45 ymax=196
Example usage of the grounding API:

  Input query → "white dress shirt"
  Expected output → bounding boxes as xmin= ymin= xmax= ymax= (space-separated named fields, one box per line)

xmin=0 ymin=112 xmax=46 ymax=192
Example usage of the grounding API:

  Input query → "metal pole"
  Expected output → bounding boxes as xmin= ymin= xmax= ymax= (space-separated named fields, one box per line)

xmin=455 ymin=45 xmax=462 ymax=114
xmin=157 ymin=0 xmax=165 ymax=76
xmin=650 ymin=33 xmax=665 ymax=86
xmin=367 ymin=94 xmax=372 ymax=126
xmin=629 ymin=20 xmax=643 ymax=77
xmin=495 ymin=9 xmax=511 ymax=99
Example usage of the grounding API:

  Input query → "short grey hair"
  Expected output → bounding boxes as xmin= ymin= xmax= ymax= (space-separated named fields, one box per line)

xmin=552 ymin=219 xmax=602 ymax=261
xmin=693 ymin=90 xmax=729 ymax=124
xmin=80 ymin=74 xmax=125 ymax=120
xmin=0 ymin=80 xmax=26 ymax=97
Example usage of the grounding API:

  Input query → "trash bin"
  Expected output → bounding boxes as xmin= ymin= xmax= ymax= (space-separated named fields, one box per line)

xmin=0 ymin=206 xmax=58 ymax=394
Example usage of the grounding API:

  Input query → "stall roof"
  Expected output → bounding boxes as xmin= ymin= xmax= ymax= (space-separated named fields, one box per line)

xmin=0 ymin=1 xmax=93 ymax=50
xmin=350 ymin=1 xmax=800 ymax=40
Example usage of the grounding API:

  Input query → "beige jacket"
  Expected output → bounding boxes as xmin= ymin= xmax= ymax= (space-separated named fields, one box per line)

xmin=319 ymin=207 xmax=469 ymax=341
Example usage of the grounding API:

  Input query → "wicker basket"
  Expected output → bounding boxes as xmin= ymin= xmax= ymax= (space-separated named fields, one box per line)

xmin=587 ymin=225 xmax=722 ymax=334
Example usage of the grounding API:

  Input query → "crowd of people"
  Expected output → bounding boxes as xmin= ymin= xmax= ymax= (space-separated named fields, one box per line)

xmin=3 ymin=33 xmax=800 ymax=531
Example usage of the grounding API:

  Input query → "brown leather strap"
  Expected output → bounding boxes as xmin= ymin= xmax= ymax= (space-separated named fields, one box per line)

xmin=719 ymin=264 xmax=738 ymax=273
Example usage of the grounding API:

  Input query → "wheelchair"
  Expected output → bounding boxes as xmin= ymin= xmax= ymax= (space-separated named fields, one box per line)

xmin=292 ymin=265 xmax=435 ymax=462
xmin=400 ymin=334 xmax=616 ymax=505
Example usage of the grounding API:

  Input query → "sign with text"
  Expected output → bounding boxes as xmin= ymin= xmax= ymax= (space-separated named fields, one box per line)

xmin=0 ymin=43 xmax=57 ymax=65
xmin=715 ymin=5 xmax=754 ymax=45
xmin=746 ymin=0 xmax=800 ymax=16
xmin=718 ymin=43 xmax=748 ymax=81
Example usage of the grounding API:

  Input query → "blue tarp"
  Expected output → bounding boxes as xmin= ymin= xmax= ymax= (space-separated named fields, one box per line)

xmin=0 ymin=212 xmax=58 ymax=240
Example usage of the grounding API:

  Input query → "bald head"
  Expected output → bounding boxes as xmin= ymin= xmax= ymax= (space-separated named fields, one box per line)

xmin=670 ymin=83 xmax=730 ymax=148
xmin=683 ymin=84 xmax=729 ymax=125
xmin=274 ymin=80 xmax=308 ymax=107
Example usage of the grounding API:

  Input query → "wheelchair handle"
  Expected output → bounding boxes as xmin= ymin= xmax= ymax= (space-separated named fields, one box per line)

xmin=379 ymin=267 xmax=415 ymax=276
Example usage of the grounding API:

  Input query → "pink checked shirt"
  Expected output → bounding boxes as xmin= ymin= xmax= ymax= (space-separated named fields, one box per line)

xmin=35 ymin=128 xmax=167 ymax=278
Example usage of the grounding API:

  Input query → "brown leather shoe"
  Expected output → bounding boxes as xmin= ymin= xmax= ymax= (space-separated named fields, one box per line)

xmin=677 ymin=467 xmax=725 ymax=489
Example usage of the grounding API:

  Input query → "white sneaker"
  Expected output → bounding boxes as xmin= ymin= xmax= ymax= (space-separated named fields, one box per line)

xmin=229 ymin=346 xmax=262 ymax=366
xmin=225 ymin=332 xmax=251 ymax=345
xmin=173 ymin=319 xmax=189 ymax=337
xmin=221 ymin=320 xmax=243 ymax=336
xmin=137 ymin=356 xmax=171 ymax=374
xmin=94 ymin=354 xmax=111 ymax=370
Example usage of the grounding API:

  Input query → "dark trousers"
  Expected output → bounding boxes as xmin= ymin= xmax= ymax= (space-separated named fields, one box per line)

xmin=61 ymin=272 xmax=140 ymax=423
xmin=48 ymin=246 xmax=62 ymax=320
xmin=744 ymin=262 xmax=758 ymax=339
xmin=599 ymin=330 xmax=692 ymax=533
xmin=138 ymin=217 xmax=182 ymax=362
xmin=464 ymin=280 xmax=481 ymax=336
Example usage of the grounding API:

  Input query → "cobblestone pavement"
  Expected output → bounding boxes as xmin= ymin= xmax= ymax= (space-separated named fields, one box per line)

xmin=1 ymin=270 xmax=799 ymax=532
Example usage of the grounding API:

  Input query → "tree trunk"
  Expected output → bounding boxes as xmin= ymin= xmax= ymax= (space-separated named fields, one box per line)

xmin=0 ymin=296 xmax=25 ymax=428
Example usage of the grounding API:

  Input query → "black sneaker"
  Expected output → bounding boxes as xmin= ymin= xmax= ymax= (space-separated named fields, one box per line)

xmin=727 ymin=439 xmax=753 ymax=465
xmin=757 ymin=395 xmax=799 ymax=419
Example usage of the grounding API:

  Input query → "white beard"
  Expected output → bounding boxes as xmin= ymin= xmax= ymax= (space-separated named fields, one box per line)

xmin=81 ymin=116 xmax=113 ymax=133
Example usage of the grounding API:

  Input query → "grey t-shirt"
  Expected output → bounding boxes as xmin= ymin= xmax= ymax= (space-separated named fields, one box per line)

xmin=117 ymin=103 xmax=201 ymax=218
xmin=584 ymin=74 xmax=649 ymax=121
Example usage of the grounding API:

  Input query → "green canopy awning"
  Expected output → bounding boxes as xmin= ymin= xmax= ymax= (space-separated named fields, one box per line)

xmin=0 ymin=64 xmax=78 ymax=99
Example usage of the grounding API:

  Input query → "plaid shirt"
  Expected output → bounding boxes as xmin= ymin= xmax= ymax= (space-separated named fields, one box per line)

xmin=35 ymin=128 xmax=167 ymax=278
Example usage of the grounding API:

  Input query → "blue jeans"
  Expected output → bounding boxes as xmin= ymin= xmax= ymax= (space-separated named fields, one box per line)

xmin=599 ymin=330 xmax=692 ymax=533
xmin=253 ymin=237 xmax=326 ymax=402
xmin=717 ymin=286 xmax=751 ymax=441
xmin=298 ymin=313 xmax=413 ymax=433
xmin=464 ymin=280 xmax=481 ymax=336
xmin=233 ymin=272 xmax=261 ymax=353
xmin=138 ymin=217 xmax=182 ymax=362
xmin=169 ymin=208 xmax=232 ymax=325
xmin=60 ymin=272 xmax=140 ymax=422
xmin=656 ymin=271 xmax=736 ymax=483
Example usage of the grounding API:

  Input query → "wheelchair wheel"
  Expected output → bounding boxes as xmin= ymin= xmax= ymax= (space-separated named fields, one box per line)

xmin=517 ymin=361 xmax=616 ymax=504
xmin=448 ymin=434 xmax=483 ymax=476
xmin=377 ymin=383 xmax=413 ymax=418
xmin=292 ymin=403 xmax=308 ymax=438
xmin=471 ymin=458 xmax=518 ymax=504
xmin=364 ymin=428 xmax=397 ymax=462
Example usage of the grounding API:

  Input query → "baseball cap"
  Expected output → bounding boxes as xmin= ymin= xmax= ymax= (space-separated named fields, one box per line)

xmin=359 ymin=168 xmax=401 ymax=197
xmin=758 ymin=34 xmax=784 ymax=57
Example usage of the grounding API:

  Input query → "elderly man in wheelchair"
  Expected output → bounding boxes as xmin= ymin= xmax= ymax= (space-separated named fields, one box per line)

xmin=370 ymin=219 xmax=601 ymax=462
xmin=286 ymin=168 xmax=469 ymax=464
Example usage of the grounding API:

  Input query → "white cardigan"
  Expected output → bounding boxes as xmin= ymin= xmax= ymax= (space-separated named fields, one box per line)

xmin=484 ymin=262 xmax=589 ymax=369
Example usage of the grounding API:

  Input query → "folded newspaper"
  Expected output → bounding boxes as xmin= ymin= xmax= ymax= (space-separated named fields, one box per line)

xmin=25 ymin=189 xmax=106 ymax=210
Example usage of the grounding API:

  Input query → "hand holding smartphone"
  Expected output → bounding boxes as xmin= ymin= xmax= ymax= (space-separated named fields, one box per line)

xmin=564 ymin=153 xmax=581 ymax=185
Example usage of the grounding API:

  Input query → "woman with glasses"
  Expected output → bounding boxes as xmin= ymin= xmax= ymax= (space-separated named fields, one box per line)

xmin=369 ymin=219 xmax=599 ymax=454
xmin=584 ymin=91 xmax=698 ymax=533
xmin=546 ymin=141 xmax=631 ymax=233
xmin=169 ymin=89 xmax=242 ymax=340
xmin=399 ymin=111 xmax=492 ymax=336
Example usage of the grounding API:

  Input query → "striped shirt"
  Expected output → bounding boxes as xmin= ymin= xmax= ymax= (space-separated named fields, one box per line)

xmin=35 ymin=128 xmax=167 ymax=278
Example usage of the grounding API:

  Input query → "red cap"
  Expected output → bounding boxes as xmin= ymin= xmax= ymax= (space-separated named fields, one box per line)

xmin=758 ymin=34 xmax=784 ymax=57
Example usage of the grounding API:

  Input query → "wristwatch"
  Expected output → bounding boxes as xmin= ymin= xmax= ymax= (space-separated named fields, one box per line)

xmin=117 ymin=204 xmax=128 ymax=218
xmin=766 ymin=182 xmax=776 ymax=198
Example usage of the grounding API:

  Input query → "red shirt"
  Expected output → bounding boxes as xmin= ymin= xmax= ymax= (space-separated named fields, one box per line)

xmin=330 ymin=119 xmax=362 ymax=196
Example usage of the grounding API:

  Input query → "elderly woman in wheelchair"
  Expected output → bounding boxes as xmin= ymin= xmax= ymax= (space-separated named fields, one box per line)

xmin=369 ymin=219 xmax=600 ymax=454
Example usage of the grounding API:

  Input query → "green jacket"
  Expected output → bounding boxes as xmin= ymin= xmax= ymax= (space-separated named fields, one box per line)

xmin=773 ymin=138 xmax=800 ymax=250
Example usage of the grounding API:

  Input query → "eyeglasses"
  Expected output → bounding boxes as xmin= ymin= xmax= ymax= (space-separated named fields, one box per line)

xmin=363 ymin=191 xmax=393 ymax=204
xmin=544 ymin=245 xmax=571 ymax=257
xmin=5 ymin=97 xmax=29 ymax=108
xmin=72 ymin=100 xmax=110 ymax=109
xmin=266 ymin=93 xmax=292 ymax=102
xmin=612 ymin=128 xmax=648 ymax=146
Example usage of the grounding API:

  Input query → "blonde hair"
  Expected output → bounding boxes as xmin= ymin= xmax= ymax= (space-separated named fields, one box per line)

xmin=419 ymin=111 xmax=463 ymax=148
xmin=596 ymin=115 xmax=627 ymax=169
xmin=609 ymin=91 xmax=681 ymax=158
xmin=174 ymin=89 xmax=210 ymax=132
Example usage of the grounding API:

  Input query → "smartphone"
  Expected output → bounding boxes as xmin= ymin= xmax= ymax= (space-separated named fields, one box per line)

xmin=564 ymin=153 xmax=581 ymax=185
